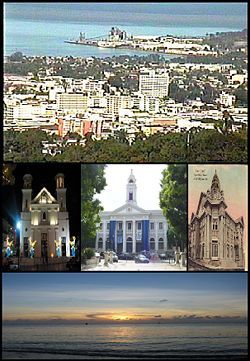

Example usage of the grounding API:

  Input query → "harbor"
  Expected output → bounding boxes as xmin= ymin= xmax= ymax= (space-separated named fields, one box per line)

xmin=64 ymin=26 xmax=218 ymax=56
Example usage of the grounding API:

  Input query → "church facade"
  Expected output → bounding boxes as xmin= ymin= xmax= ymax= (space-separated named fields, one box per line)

xmin=96 ymin=171 xmax=168 ymax=254
xmin=189 ymin=170 xmax=244 ymax=269
xmin=20 ymin=173 xmax=71 ymax=258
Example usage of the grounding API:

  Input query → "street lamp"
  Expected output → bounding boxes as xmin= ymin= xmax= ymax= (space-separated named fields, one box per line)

xmin=16 ymin=221 xmax=21 ymax=270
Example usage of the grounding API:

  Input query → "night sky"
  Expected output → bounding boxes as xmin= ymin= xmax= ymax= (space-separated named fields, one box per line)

xmin=2 ymin=163 xmax=81 ymax=240
xmin=2 ymin=273 xmax=247 ymax=324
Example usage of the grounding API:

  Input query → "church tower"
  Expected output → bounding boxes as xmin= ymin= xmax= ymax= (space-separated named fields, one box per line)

xmin=126 ymin=170 xmax=137 ymax=205
xmin=55 ymin=173 xmax=67 ymax=211
xmin=210 ymin=170 xmax=222 ymax=199
xmin=22 ymin=174 xmax=33 ymax=211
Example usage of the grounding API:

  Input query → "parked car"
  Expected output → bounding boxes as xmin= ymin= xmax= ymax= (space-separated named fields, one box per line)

xmin=110 ymin=251 xmax=118 ymax=262
xmin=118 ymin=253 xmax=134 ymax=260
xmin=135 ymin=254 xmax=150 ymax=263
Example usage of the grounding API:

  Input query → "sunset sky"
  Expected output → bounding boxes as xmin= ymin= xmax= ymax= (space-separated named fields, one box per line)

xmin=2 ymin=273 xmax=247 ymax=324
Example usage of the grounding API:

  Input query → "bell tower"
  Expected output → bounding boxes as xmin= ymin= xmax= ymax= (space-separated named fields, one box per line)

xmin=22 ymin=174 xmax=33 ymax=211
xmin=55 ymin=173 xmax=67 ymax=211
xmin=210 ymin=170 xmax=223 ymax=200
xmin=126 ymin=170 xmax=137 ymax=205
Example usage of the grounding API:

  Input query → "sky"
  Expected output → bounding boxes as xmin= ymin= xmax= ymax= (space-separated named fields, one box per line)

xmin=4 ymin=2 xmax=247 ymax=28
xmin=188 ymin=165 xmax=248 ymax=239
xmin=2 ymin=273 xmax=247 ymax=324
xmin=95 ymin=164 xmax=167 ymax=211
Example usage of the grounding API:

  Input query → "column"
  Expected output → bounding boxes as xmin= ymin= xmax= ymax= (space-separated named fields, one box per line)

xmin=163 ymin=221 xmax=167 ymax=251
xmin=123 ymin=219 xmax=126 ymax=253
xmin=206 ymin=215 xmax=210 ymax=259
xmin=103 ymin=221 xmax=106 ymax=251
xmin=95 ymin=231 xmax=98 ymax=250
xmin=132 ymin=219 xmax=136 ymax=253
xmin=155 ymin=221 xmax=158 ymax=251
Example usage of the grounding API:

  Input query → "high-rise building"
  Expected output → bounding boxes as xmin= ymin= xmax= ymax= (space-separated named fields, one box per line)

xmin=139 ymin=70 xmax=169 ymax=98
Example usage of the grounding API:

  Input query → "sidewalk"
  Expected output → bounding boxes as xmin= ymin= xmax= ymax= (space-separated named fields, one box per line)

xmin=82 ymin=259 xmax=186 ymax=271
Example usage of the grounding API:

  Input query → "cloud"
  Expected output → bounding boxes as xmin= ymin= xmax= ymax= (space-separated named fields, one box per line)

xmin=154 ymin=315 xmax=162 ymax=318
xmin=159 ymin=299 xmax=168 ymax=303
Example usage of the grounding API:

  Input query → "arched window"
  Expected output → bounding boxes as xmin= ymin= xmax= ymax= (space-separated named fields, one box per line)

xmin=158 ymin=238 xmax=164 ymax=250
xmin=150 ymin=238 xmax=155 ymax=250
xmin=42 ymin=212 xmax=46 ymax=221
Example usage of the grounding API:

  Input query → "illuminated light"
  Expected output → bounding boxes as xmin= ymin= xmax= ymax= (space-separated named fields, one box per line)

xmin=16 ymin=221 xmax=21 ymax=230
xmin=51 ymin=253 xmax=54 ymax=258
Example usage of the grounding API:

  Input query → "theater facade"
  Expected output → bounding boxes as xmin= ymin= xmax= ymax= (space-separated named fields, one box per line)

xmin=96 ymin=171 xmax=168 ymax=254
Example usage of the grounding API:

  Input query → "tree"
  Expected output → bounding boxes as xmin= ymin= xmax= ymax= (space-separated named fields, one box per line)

xmin=2 ymin=164 xmax=16 ymax=186
xmin=160 ymin=165 xmax=187 ymax=251
xmin=81 ymin=165 xmax=106 ymax=249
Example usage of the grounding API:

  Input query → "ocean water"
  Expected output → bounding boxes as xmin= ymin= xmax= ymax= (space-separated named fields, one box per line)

xmin=2 ymin=323 xmax=248 ymax=359
xmin=4 ymin=18 xmax=240 ymax=58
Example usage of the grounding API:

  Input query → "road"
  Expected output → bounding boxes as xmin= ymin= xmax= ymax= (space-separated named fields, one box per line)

xmin=82 ymin=259 xmax=186 ymax=271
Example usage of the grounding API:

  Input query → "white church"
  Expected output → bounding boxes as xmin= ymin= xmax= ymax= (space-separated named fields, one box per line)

xmin=20 ymin=173 xmax=71 ymax=258
xmin=96 ymin=170 xmax=168 ymax=254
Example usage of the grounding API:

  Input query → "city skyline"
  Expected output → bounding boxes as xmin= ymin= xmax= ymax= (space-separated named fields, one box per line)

xmin=3 ymin=273 xmax=247 ymax=324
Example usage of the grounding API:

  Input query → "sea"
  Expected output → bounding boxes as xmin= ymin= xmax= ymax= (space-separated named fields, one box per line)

xmin=4 ymin=17 xmax=241 ymax=59
xmin=2 ymin=323 xmax=248 ymax=359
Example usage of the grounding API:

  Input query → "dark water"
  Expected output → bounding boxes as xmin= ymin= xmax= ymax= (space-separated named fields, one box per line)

xmin=2 ymin=323 xmax=248 ymax=359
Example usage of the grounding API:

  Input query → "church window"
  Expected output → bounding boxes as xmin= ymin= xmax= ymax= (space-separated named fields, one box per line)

xmin=42 ymin=212 xmax=46 ymax=221
xmin=128 ymin=222 xmax=132 ymax=230
xmin=129 ymin=192 xmax=133 ymax=200
xmin=137 ymin=222 xmax=142 ymax=230
xmin=150 ymin=222 xmax=154 ymax=230
xmin=159 ymin=222 xmax=163 ymax=230
xmin=100 ymin=223 xmax=103 ymax=230
xmin=25 ymin=228 xmax=28 ymax=232
xmin=118 ymin=222 xmax=123 ymax=230
xmin=129 ymin=179 xmax=133 ymax=183
xmin=107 ymin=222 xmax=110 ymax=230
xmin=227 ymin=245 xmax=229 ymax=258
xmin=62 ymin=227 xmax=64 ymax=232
xmin=25 ymin=200 xmax=28 ymax=209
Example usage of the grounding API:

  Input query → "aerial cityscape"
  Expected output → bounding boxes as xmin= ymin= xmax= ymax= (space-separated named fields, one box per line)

xmin=3 ymin=3 xmax=248 ymax=162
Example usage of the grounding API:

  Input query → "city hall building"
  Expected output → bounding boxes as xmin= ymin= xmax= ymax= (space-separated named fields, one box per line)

xmin=189 ymin=170 xmax=244 ymax=269
xmin=20 ymin=173 xmax=71 ymax=258
xmin=96 ymin=171 xmax=168 ymax=254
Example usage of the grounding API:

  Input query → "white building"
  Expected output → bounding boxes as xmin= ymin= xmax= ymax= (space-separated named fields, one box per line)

xmin=20 ymin=173 xmax=71 ymax=258
xmin=96 ymin=171 xmax=168 ymax=254
xmin=56 ymin=93 xmax=88 ymax=112
xmin=139 ymin=70 xmax=169 ymax=98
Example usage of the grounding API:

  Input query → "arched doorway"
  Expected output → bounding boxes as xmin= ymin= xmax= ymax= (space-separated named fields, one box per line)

xmin=158 ymin=238 xmax=164 ymax=251
xmin=150 ymin=238 xmax=155 ymax=251
xmin=126 ymin=237 xmax=133 ymax=253
xmin=98 ymin=237 xmax=103 ymax=250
